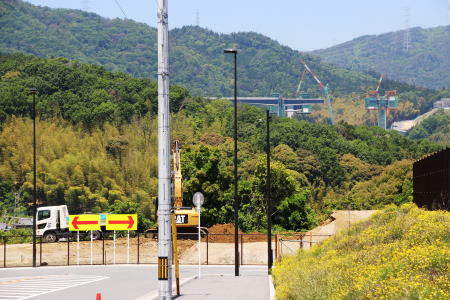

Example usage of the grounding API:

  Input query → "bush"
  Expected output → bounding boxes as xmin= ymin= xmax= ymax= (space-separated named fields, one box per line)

xmin=273 ymin=204 xmax=450 ymax=300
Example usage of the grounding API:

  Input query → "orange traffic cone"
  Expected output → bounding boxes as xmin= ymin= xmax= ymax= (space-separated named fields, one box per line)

xmin=96 ymin=293 xmax=102 ymax=300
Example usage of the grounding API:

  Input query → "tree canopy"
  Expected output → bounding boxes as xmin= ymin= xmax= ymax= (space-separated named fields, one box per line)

xmin=0 ymin=53 xmax=443 ymax=232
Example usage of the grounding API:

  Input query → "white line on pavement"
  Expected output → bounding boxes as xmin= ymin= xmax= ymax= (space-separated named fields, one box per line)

xmin=0 ymin=275 xmax=108 ymax=300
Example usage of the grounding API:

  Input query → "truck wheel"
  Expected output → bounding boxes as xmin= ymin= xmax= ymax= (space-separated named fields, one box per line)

xmin=43 ymin=232 xmax=58 ymax=243
xmin=92 ymin=231 xmax=102 ymax=240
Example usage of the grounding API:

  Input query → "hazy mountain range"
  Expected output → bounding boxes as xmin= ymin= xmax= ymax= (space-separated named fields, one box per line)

xmin=1 ymin=0 xmax=448 ymax=97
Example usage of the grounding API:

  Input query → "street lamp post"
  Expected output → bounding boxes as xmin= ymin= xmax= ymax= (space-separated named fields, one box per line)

xmin=224 ymin=48 xmax=239 ymax=276
xmin=266 ymin=109 xmax=272 ymax=272
xmin=29 ymin=87 xmax=38 ymax=268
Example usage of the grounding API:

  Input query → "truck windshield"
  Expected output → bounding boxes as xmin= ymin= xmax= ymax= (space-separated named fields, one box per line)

xmin=37 ymin=210 xmax=51 ymax=221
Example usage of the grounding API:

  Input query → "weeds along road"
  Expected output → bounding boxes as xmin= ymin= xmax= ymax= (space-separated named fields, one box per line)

xmin=0 ymin=265 xmax=268 ymax=300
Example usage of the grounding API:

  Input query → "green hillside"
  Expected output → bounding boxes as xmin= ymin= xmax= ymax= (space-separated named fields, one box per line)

xmin=273 ymin=204 xmax=450 ymax=299
xmin=312 ymin=26 xmax=450 ymax=90
xmin=408 ymin=109 xmax=450 ymax=146
xmin=0 ymin=53 xmax=441 ymax=230
xmin=2 ymin=0 xmax=449 ymax=125
xmin=0 ymin=0 xmax=378 ymax=97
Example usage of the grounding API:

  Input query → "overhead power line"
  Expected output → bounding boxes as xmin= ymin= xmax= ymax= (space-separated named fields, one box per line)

xmin=114 ymin=0 xmax=128 ymax=19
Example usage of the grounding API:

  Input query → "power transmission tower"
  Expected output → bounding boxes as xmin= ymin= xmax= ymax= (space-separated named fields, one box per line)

xmin=404 ymin=6 xmax=411 ymax=52
xmin=81 ymin=0 xmax=90 ymax=12
xmin=448 ymin=0 xmax=450 ymax=25
xmin=196 ymin=9 xmax=199 ymax=26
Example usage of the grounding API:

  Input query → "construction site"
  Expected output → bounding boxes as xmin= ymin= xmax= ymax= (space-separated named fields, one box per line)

xmin=0 ymin=211 xmax=374 ymax=268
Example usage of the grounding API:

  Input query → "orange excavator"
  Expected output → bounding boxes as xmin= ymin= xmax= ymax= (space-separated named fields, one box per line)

xmin=145 ymin=140 xmax=207 ymax=238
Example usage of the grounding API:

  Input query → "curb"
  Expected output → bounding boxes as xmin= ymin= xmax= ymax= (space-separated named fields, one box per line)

xmin=134 ymin=275 xmax=197 ymax=300
xmin=269 ymin=275 xmax=275 ymax=300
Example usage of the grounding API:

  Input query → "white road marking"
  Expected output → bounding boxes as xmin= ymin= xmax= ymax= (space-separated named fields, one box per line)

xmin=0 ymin=275 xmax=107 ymax=300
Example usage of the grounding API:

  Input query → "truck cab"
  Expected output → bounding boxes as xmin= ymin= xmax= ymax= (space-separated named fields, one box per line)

xmin=36 ymin=205 xmax=69 ymax=242
xmin=36 ymin=205 xmax=105 ymax=242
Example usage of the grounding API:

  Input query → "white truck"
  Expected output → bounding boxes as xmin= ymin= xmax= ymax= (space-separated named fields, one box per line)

xmin=36 ymin=205 xmax=104 ymax=242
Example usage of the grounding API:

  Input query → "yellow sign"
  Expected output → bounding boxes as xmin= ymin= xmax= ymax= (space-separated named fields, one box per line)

xmin=69 ymin=215 xmax=100 ymax=231
xmin=105 ymin=214 xmax=137 ymax=231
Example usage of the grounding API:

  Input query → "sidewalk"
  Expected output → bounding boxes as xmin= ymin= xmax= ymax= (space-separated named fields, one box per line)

xmin=174 ymin=273 xmax=272 ymax=300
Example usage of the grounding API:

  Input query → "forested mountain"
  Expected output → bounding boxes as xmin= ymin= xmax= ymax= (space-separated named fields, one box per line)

xmin=1 ymin=0 xmax=378 ymax=97
xmin=0 ymin=53 xmax=441 ymax=230
xmin=312 ymin=26 xmax=450 ymax=90
xmin=2 ymin=0 xmax=449 ymax=125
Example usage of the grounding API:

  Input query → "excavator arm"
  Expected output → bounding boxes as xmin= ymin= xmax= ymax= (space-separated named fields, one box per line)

xmin=173 ymin=140 xmax=183 ymax=209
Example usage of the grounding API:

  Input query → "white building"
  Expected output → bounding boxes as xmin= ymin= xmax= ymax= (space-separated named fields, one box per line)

xmin=433 ymin=98 xmax=450 ymax=109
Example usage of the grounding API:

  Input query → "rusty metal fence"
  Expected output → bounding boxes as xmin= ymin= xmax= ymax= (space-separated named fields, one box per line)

xmin=413 ymin=147 xmax=449 ymax=211
xmin=0 ymin=232 xmax=333 ymax=268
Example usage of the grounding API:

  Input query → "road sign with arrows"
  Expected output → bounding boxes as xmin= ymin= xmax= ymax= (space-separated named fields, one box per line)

xmin=69 ymin=215 xmax=101 ymax=231
xmin=106 ymin=214 xmax=137 ymax=231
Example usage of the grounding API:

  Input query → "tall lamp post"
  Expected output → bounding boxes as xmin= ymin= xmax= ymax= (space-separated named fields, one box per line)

xmin=29 ymin=87 xmax=38 ymax=268
xmin=266 ymin=108 xmax=272 ymax=273
xmin=224 ymin=48 xmax=239 ymax=276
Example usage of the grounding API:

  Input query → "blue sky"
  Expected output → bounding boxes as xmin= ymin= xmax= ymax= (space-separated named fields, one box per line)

xmin=25 ymin=0 xmax=448 ymax=51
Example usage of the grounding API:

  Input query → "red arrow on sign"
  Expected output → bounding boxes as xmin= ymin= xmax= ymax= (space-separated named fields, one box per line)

xmin=72 ymin=216 xmax=99 ymax=229
xmin=107 ymin=216 xmax=135 ymax=229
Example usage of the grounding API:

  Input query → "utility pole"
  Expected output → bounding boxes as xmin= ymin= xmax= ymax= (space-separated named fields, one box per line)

xmin=157 ymin=0 xmax=172 ymax=299
xmin=30 ymin=87 xmax=37 ymax=268
xmin=13 ymin=193 xmax=18 ymax=218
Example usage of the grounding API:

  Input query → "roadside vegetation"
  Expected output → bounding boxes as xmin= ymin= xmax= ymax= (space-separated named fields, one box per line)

xmin=273 ymin=204 xmax=450 ymax=300
xmin=408 ymin=109 xmax=450 ymax=146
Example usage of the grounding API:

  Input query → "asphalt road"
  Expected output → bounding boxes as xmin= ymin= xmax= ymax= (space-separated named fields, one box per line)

xmin=0 ymin=265 xmax=268 ymax=300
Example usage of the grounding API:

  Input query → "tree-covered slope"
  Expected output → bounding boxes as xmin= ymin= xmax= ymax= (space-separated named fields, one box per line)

xmin=311 ymin=26 xmax=450 ymax=90
xmin=0 ymin=53 xmax=442 ymax=230
xmin=0 ymin=0 xmax=379 ymax=96
xmin=408 ymin=109 xmax=450 ymax=146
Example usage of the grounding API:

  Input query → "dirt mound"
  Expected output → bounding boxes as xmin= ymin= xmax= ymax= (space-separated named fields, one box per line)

xmin=207 ymin=224 xmax=242 ymax=243
xmin=207 ymin=224 xmax=267 ymax=243
xmin=242 ymin=232 xmax=266 ymax=242
xmin=208 ymin=223 xmax=242 ymax=235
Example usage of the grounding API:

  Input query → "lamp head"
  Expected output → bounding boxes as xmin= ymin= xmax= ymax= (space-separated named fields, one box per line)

xmin=224 ymin=49 xmax=237 ymax=54
xmin=29 ymin=88 xmax=38 ymax=94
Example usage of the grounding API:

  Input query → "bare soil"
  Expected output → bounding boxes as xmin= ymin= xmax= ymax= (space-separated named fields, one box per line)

xmin=206 ymin=223 xmax=267 ymax=243
xmin=0 ymin=211 xmax=376 ymax=267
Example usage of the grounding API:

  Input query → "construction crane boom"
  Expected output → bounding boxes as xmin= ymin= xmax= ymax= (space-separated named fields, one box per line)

xmin=299 ymin=58 xmax=335 ymax=125
xmin=295 ymin=69 xmax=307 ymax=97
xmin=376 ymin=74 xmax=384 ymax=92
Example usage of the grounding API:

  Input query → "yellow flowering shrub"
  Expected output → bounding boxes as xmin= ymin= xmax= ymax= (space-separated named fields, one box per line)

xmin=273 ymin=204 xmax=450 ymax=300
